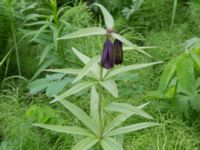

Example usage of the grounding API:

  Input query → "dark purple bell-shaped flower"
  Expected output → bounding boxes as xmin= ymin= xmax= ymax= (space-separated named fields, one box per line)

xmin=114 ymin=39 xmax=123 ymax=65
xmin=101 ymin=39 xmax=114 ymax=69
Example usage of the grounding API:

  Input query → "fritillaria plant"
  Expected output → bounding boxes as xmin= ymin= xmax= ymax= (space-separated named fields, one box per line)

xmin=33 ymin=4 xmax=162 ymax=150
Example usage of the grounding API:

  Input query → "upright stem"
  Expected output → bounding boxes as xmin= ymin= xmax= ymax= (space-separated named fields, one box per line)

xmin=98 ymin=66 xmax=103 ymax=139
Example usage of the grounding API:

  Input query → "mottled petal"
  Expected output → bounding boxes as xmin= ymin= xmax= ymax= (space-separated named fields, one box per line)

xmin=101 ymin=39 xmax=114 ymax=69
xmin=114 ymin=39 xmax=123 ymax=65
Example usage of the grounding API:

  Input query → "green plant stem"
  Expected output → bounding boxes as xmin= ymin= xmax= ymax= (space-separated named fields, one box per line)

xmin=170 ymin=0 xmax=178 ymax=28
xmin=8 ymin=2 xmax=21 ymax=75
xmin=98 ymin=66 xmax=103 ymax=140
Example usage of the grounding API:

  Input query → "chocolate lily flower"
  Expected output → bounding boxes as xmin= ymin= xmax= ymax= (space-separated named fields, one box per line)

xmin=114 ymin=39 xmax=123 ymax=65
xmin=101 ymin=39 xmax=114 ymax=69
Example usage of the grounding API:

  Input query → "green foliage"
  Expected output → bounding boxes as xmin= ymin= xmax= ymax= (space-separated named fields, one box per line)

xmin=154 ymin=45 xmax=200 ymax=118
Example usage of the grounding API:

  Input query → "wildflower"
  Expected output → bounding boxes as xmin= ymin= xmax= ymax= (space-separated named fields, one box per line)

xmin=101 ymin=39 xmax=114 ymax=69
xmin=114 ymin=39 xmax=123 ymax=65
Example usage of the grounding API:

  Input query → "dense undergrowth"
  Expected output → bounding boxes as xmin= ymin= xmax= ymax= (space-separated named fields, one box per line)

xmin=1 ymin=0 xmax=200 ymax=149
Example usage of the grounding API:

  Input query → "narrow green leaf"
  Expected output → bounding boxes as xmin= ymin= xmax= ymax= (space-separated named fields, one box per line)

xmin=159 ymin=59 xmax=177 ymax=92
xmin=72 ymin=136 xmax=98 ymax=150
xmin=58 ymin=27 xmax=106 ymax=40
xmin=100 ymin=80 xmax=118 ymax=98
xmin=105 ymin=103 xmax=153 ymax=119
xmin=107 ymin=122 xmax=159 ymax=136
xmin=94 ymin=4 xmax=114 ymax=30
xmin=39 ymin=44 xmax=54 ymax=65
xmin=176 ymin=54 xmax=195 ymax=95
xmin=73 ymin=56 xmax=100 ymax=83
xmin=111 ymin=33 xmax=152 ymax=57
xmin=90 ymin=86 xmax=99 ymax=121
xmin=106 ymin=61 xmax=162 ymax=79
xmin=51 ymin=81 xmax=97 ymax=103
xmin=33 ymin=124 xmax=92 ymax=136
xmin=0 ymin=49 xmax=12 ymax=66
xmin=45 ymin=68 xmax=80 ymax=75
xmin=72 ymin=47 xmax=100 ymax=79
xmin=101 ymin=137 xmax=124 ymax=150
xmin=59 ymin=100 xmax=99 ymax=135
xmin=105 ymin=103 xmax=150 ymax=133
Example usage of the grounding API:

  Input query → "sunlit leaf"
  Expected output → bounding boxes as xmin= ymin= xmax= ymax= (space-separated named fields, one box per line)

xmin=106 ymin=61 xmax=162 ymax=79
xmin=72 ymin=136 xmax=98 ymax=150
xmin=59 ymin=99 xmax=99 ymax=135
xmin=45 ymin=68 xmax=80 ymax=75
xmin=106 ymin=122 xmax=159 ymax=136
xmin=94 ymin=4 xmax=114 ymax=30
xmin=111 ymin=33 xmax=152 ymax=57
xmin=51 ymin=81 xmax=97 ymax=103
xmin=104 ymin=103 xmax=153 ymax=119
xmin=73 ymin=56 xmax=100 ymax=83
xmin=90 ymin=86 xmax=99 ymax=123
xmin=33 ymin=124 xmax=92 ymax=136
xmin=100 ymin=80 xmax=118 ymax=98
xmin=58 ymin=27 xmax=106 ymax=40
xmin=101 ymin=137 xmax=124 ymax=150
xmin=105 ymin=102 xmax=150 ymax=133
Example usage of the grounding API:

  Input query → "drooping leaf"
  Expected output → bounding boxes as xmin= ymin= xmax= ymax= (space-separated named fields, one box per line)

xmin=72 ymin=136 xmax=99 ymax=150
xmin=159 ymin=59 xmax=177 ymax=92
xmin=106 ymin=122 xmax=159 ymax=136
xmin=33 ymin=124 xmax=92 ymax=136
xmin=101 ymin=137 xmax=124 ymax=150
xmin=51 ymin=81 xmax=97 ymax=103
xmin=106 ymin=61 xmax=162 ymax=79
xmin=27 ymin=78 xmax=49 ymax=94
xmin=94 ymin=4 xmax=114 ymax=30
xmin=46 ymin=79 xmax=69 ymax=97
xmin=111 ymin=33 xmax=152 ymax=57
xmin=100 ymin=80 xmax=118 ymax=98
xmin=105 ymin=103 xmax=150 ymax=133
xmin=73 ymin=56 xmax=101 ymax=83
xmin=105 ymin=103 xmax=153 ymax=119
xmin=176 ymin=54 xmax=195 ymax=95
xmin=58 ymin=27 xmax=106 ymax=40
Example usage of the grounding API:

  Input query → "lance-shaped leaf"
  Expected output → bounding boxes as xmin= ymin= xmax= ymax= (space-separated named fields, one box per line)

xmin=101 ymin=137 xmax=124 ymax=150
xmin=33 ymin=124 xmax=92 ymax=136
xmin=90 ymin=86 xmax=99 ymax=122
xmin=104 ymin=103 xmax=153 ymax=119
xmin=111 ymin=33 xmax=152 ymax=57
xmin=106 ymin=122 xmax=159 ymax=136
xmin=45 ymin=68 xmax=80 ymax=75
xmin=72 ymin=136 xmax=99 ymax=150
xmin=94 ymin=4 xmax=114 ymax=30
xmin=59 ymin=100 xmax=99 ymax=135
xmin=123 ymin=46 xmax=157 ymax=51
xmin=100 ymin=80 xmax=118 ymax=98
xmin=105 ymin=103 xmax=150 ymax=133
xmin=159 ymin=59 xmax=177 ymax=92
xmin=39 ymin=44 xmax=54 ymax=65
xmin=58 ymin=27 xmax=106 ymax=40
xmin=73 ymin=56 xmax=101 ymax=83
xmin=51 ymin=81 xmax=97 ymax=103
xmin=72 ymin=47 xmax=100 ymax=79
xmin=106 ymin=61 xmax=162 ymax=79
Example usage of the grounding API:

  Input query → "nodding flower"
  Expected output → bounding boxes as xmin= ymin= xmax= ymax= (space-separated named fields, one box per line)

xmin=114 ymin=39 xmax=123 ymax=65
xmin=101 ymin=39 xmax=114 ymax=69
